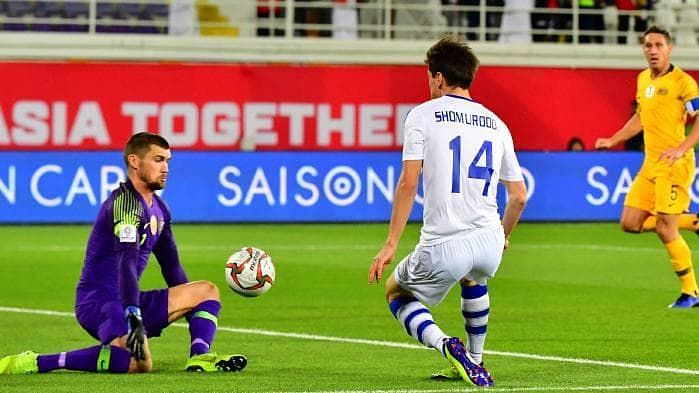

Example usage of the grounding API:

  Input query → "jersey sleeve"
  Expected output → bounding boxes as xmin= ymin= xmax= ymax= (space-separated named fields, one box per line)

xmin=635 ymin=73 xmax=643 ymax=115
xmin=112 ymin=188 xmax=143 ymax=309
xmin=681 ymin=73 xmax=699 ymax=117
xmin=402 ymin=108 xmax=425 ymax=161
xmin=153 ymin=204 xmax=188 ymax=287
xmin=499 ymin=126 xmax=524 ymax=182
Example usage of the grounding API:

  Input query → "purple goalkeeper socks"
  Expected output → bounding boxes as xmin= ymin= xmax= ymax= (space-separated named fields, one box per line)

xmin=37 ymin=345 xmax=130 ymax=373
xmin=189 ymin=300 xmax=221 ymax=357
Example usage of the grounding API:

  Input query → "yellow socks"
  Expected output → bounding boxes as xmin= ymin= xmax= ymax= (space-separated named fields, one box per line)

xmin=665 ymin=237 xmax=699 ymax=296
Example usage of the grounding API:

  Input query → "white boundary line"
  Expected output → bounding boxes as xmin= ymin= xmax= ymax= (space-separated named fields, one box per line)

xmin=270 ymin=386 xmax=699 ymax=393
xmin=273 ymin=386 xmax=699 ymax=393
xmin=2 ymin=306 xmax=698 ymax=376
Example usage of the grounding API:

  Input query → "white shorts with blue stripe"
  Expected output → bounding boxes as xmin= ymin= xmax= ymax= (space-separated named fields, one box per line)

xmin=393 ymin=226 xmax=505 ymax=307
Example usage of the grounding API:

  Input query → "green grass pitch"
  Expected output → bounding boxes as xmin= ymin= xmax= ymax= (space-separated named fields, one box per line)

xmin=1 ymin=223 xmax=698 ymax=392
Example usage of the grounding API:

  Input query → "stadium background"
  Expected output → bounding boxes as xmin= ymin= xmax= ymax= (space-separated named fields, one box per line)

xmin=0 ymin=53 xmax=697 ymax=223
xmin=0 ymin=1 xmax=697 ymax=226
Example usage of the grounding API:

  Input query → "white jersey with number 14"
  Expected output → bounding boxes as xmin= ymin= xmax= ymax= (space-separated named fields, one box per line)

xmin=402 ymin=94 xmax=524 ymax=246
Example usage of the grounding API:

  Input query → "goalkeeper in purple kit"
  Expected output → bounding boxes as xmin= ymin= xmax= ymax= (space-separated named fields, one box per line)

xmin=1 ymin=132 xmax=246 ymax=374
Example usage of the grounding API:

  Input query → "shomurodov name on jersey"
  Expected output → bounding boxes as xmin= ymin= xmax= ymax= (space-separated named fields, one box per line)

xmin=434 ymin=110 xmax=497 ymax=130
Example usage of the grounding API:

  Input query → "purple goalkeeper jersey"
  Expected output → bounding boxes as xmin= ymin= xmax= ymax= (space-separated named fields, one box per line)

xmin=76 ymin=180 xmax=188 ymax=309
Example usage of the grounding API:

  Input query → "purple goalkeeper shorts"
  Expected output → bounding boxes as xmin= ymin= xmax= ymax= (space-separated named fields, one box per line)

xmin=75 ymin=288 xmax=170 ymax=344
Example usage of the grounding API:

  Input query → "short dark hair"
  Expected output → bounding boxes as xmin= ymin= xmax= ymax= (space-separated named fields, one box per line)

xmin=424 ymin=34 xmax=479 ymax=89
xmin=643 ymin=25 xmax=672 ymax=44
xmin=123 ymin=132 xmax=169 ymax=166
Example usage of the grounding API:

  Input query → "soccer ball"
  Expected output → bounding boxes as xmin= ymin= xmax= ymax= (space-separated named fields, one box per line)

xmin=225 ymin=247 xmax=275 ymax=297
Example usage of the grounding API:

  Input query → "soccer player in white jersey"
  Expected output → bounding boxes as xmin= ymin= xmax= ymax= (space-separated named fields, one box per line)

xmin=368 ymin=34 xmax=527 ymax=387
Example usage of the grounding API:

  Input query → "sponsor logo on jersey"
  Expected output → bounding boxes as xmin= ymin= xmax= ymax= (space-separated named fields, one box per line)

xmin=149 ymin=215 xmax=158 ymax=235
xmin=645 ymin=85 xmax=655 ymax=98
xmin=118 ymin=223 xmax=137 ymax=243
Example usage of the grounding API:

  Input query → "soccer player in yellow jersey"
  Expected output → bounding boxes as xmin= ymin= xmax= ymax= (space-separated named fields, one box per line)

xmin=595 ymin=26 xmax=699 ymax=308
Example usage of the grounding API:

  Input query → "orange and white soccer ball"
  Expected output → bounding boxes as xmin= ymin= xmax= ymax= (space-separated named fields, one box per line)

xmin=225 ymin=247 xmax=275 ymax=297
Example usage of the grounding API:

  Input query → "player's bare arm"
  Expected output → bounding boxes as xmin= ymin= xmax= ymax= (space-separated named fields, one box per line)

xmin=368 ymin=160 xmax=422 ymax=284
xmin=500 ymin=180 xmax=527 ymax=250
xmin=595 ymin=113 xmax=643 ymax=149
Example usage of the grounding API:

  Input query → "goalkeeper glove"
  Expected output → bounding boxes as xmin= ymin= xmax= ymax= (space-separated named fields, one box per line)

xmin=125 ymin=306 xmax=146 ymax=360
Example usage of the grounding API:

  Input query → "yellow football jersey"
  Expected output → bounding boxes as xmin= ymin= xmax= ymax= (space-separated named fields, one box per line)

xmin=636 ymin=65 xmax=699 ymax=162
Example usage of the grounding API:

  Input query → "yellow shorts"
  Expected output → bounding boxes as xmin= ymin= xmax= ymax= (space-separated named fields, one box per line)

xmin=624 ymin=156 xmax=694 ymax=215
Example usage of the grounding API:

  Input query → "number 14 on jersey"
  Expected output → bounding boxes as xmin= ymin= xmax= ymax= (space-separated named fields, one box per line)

xmin=449 ymin=136 xmax=494 ymax=196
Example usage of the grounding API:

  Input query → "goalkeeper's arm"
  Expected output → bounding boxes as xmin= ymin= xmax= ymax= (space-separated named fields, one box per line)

xmin=125 ymin=305 xmax=146 ymax=360
xmin=116 ymin=246 xmax=146 ymax=360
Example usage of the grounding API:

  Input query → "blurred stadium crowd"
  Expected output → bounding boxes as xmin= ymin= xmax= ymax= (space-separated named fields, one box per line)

xmin=0 ymin=0 xmax=696 ymax=45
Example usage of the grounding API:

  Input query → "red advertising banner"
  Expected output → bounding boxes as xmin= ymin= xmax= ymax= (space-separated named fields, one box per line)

xmin=0 ymin=62 xmax=695 ymax=151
